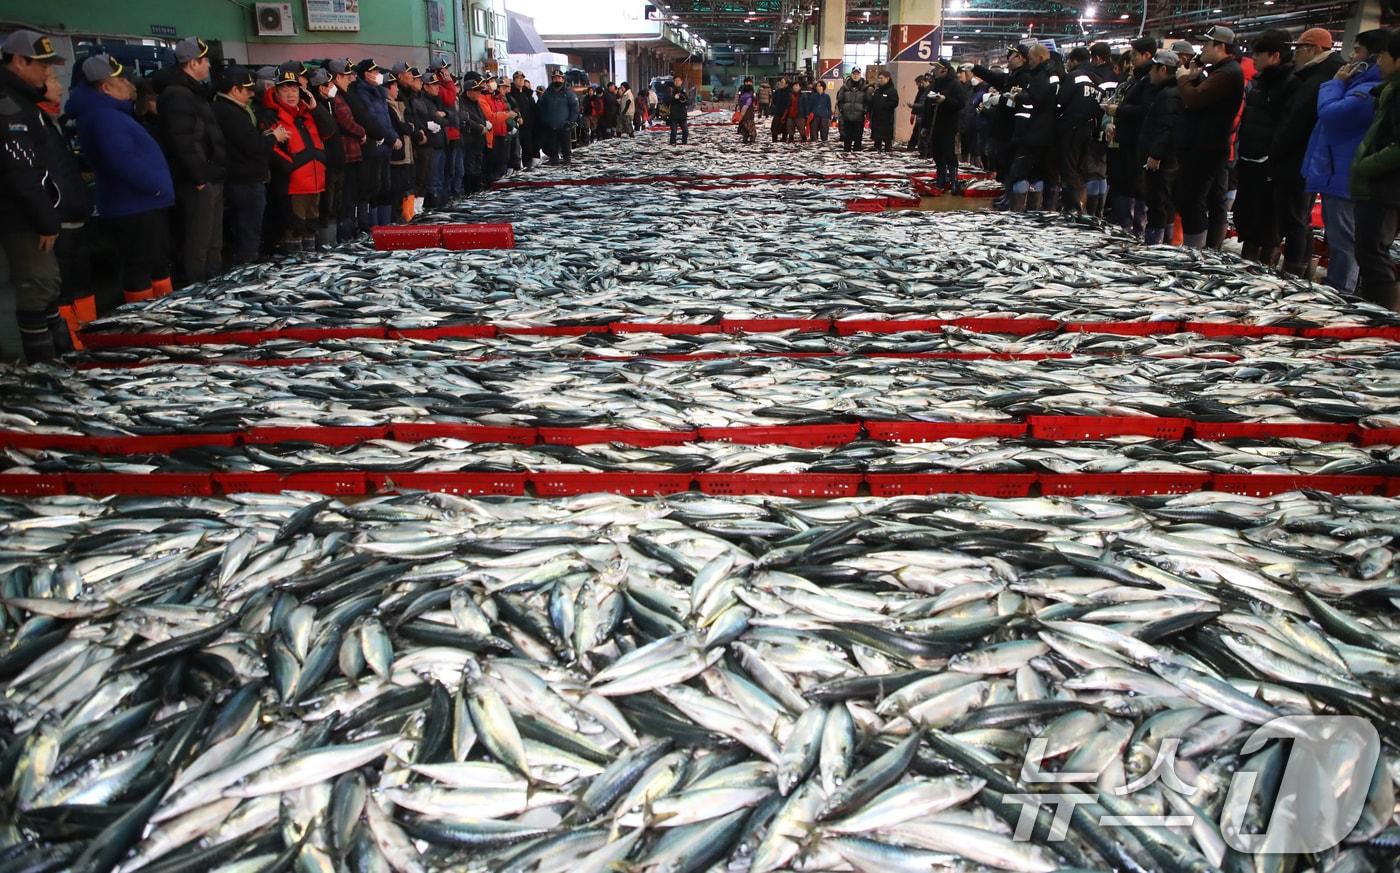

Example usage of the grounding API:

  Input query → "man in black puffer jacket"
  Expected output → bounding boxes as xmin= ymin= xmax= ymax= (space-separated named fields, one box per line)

xmin=1232 ymin=30 xmax=1297 ymax=265
xmin=1273 ymin=28 xmax=1346 ymax=276
xmin=156 ymin=36 xmax=227 ymax=283
xmin=1175 ymin=25 xmax=1245 ymax=248
xmin=0 ymin=29 xmax=88 ymax=362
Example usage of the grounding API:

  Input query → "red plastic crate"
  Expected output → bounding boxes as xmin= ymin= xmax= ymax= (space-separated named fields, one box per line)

xmin=390 ymin=422 xmax=537 ymax=445
xmin=1192 ymin=422 xmax=1357 ymax=443
xmin=886 ymin=197 xmax=922 ymax=208
xmin=91 ymin=433 xmax=240 ymax=454
xmin=696 ymin=473 xmax=861 ymax=497
xmin=866 ymin=473 xmax=1035 ymax=497
xmin=1384 ymin=478 xmax=1400 ymax=497
xmin=698 ymin=424 xmax=861 ymax=447
xmin=1182 ymin=322 xmax=1299 ymax=337
xmin=66 ymin=472 xmax=214 ymax=496
xmin=279 ymin=326 xmax=387 ymax=342
xmin=186 ymin=330 xmax=284 ymax=347
xmin=845 ymin=198 xmax=888 ymax=212
xmin=1358 ymin=428 xmax=1400 ymax=447
xmin=960 ymin=188 xmax=1005 ymax=198
xmin=538 ymin=427 xmax=699 ymax=447
xmin=215 ymin=471 xmax=367 ymax=495
xmin=1301 ymin=325 xmax=1400 ymax=341
xmin=864 ymin=420 xmax=1028 ymax=442
xmin=1041 ymin=472 xmax=1212 ymax=496
xmin=1213 ymin=474 xmax=1383 ymax=496
xmin=0 ymin=473 xmax=67 ymax=496
xmin=0 ymin=431 xmax=104 ymax=451
xmin=951 ymin=317 xmax=1060 ymax=334
xmin=719 ymin=318 xmax=832 ymax=334
xmin=440 ymin=223 xmax=516 ymax=250
xmin=834 ymin=319 xmax=949 ymax=335
xmin=372 ymin=471 xmax=526 ymax=495
xmin=530 ymin=472 xmax=693 ymax=496
xmin=609 ymin=322 xmax=723 ymax=335
xmin=388 ymin=324 xmax=497 ymax=340
xmin=499 ymin=325 xmax=610 ymax=336
xmin=243 ymin=425 xmax=389 ymax=446
xmin=372 ymin=226 xmax=442 ymax=250
xmin=1064 ymin=321 xmax=1182 ymax=336
xmin=1028 ymin=415 xmax=1191 ymax=440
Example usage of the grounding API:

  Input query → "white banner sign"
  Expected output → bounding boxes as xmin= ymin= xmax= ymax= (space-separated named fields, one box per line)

xmin=305 ymin=0 xmax=360 ymax=32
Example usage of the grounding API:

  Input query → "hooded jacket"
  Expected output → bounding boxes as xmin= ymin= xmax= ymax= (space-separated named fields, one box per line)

xmin=1304 ymin=63 xmax=1383 ymax=199
xmin=836 ymin=79 xmax=870 ymax=123
xmin=260 ymin=87 xmax=326 ymax=195
xmin=536 ymin=82 xmax=580 ymax=130
xmin=65 ymin=82 xmax=175 ymax=217
xmin=1350 ymin=71 xmax=1400 ymax=205
xmin=155 ymin=67 xmax=227 ymax=186
xmin=1274 ymin=51 xmax=1346 ymax=178
xmin=212 ymin=91 xmax=273 ymax=185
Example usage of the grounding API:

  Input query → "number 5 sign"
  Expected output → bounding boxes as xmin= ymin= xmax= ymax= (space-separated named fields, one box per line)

xmin=888 ymin=24 xmax=943 ymax=63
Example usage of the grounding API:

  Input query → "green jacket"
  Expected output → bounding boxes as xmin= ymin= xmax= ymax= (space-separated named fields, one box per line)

xmin=1350 ymin=72 xmax=1400 ymax=205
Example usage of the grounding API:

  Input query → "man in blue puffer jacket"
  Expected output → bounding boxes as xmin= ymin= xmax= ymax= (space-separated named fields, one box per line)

xmin=1304 ymin=29 xmax=1388 ymax=293
xmin=66 ymin=54 xmax=176 ymax=305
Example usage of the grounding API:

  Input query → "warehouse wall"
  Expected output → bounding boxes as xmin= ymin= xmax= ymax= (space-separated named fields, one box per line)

xmin=0 ymin=0 xmax=478 ymax=68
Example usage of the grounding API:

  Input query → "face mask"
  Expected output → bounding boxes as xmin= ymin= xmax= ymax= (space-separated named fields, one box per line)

xmin=369 ymin=72 xmax=382 ymax=86
xmin=325 ymin=84 xmax=338 ymax=99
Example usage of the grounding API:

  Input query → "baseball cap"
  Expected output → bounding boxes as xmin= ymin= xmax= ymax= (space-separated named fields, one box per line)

xmin=1170 ymin=40 xmax=1196 ymax=55
xmin=273 ymin=66 xmax=299 ymax=86
xmin=1295 ymin=28 xmax=1334 ymax=50
xmin=326 ymin=58 xmax=352 ymax=75
xmin=256 ymin=65 xmax=277 ymax=83
xmin=1151 ymin=49 xmax=1181 ymax=68
xmin=219 ymin=65 xmax=256 ymax=91
xmin=309 ymin=69 xmax=331 ymax=87
xmin=427 ymin=58 xmax=447 ymax=73
xmin=1197 ymin=25 xmax=1235 ymax=46
xmin=356 ymin=59 xmax=381 ymax=76
xmin=463 ymin=71 xmax=483 ymax=85
xmin=406 ymin=66 xmax=422 ymax=80
xmin=1251 ymin=30 xmax=1293 ymax=56
xmin=81 ymin=53 xmax=124 ymax=84
xmin=390 ymin=61 xmax=411 ymax=75
xmin=2 ymin=29 xmax=63 ymax=63
xmin=175 ymin=36 xmax=209 ymax=63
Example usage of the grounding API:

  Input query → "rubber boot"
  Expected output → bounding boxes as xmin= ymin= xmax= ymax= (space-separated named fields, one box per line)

xmin=1144 ymin=226 xmax=1165 ymax=246
xmin=123 ymin=286 xmax=155 ymax=304
xmin=152 ymin=277 xmax=174 ymax=297
xmin=1207 ymin=216 xmax=1227 ymax=250
xmin=1259 ymin=246 xmax=1280 ymax=270
xmin=17 ymin=310 xmax=55 ymax=363
xmin=73 ymin=294 xmax=97 ymax=324
xmin=1010 ymin=191 xmax=1028 ymax=212
xmin=413 ymin=196 xmax=425 ymax=218
xmin=1026 ymin=190 xmax=1043 ymax=211
xmin=317 ymin=222 xmax=337 ymax=251
xmin=57 ymin=304 xmax=83 ymax=351
xmin=1283 ymin=261 xmax=1312 ymax=281
xmin=47 ymin=311 xmax=73 ymax=357
xmin=1042 ymin=186 xmax=1058 ymax=212
xmin=376 ymin=205 xmax=393 ymax=227
xmin=1181 ymin=231 xmax=1207 ymax=249
xmin=1240 ymin=243 xmax=1261 ymax=263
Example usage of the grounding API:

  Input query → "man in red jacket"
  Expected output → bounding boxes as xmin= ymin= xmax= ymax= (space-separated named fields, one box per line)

xmin=261 ymin=68 xmax=326 ymax=254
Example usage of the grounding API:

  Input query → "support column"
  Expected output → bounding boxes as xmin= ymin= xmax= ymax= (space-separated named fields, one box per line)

xmin=887 ymin=0 xmax=941 ymax=143
xmin=818 ymin=0 xmax=845 ymax=86
xmin=1344 ymin=0 xmax=1382 ymax=49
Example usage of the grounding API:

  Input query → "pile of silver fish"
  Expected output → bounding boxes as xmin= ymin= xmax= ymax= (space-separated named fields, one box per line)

xmin=0 ymin=489 xmax=1396 ymax=872
xmin=3 ymin=436 xmax=1397 ymax=479
xmin=80 ymin=204 xmax=1395 ymax=338
xmin=4 ymin=353 xmax=1399 ymax=436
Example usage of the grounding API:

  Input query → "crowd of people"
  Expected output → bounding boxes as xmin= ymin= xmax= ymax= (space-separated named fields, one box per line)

xmin=5 ymin=24 xmax=1400 ymax=365
xmin=0 ymin=29 xmax=648 ymax=362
